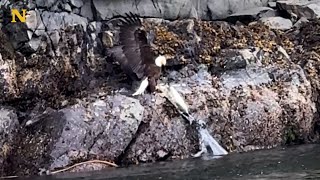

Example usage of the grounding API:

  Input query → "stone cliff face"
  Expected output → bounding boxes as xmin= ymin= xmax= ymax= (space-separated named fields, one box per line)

xmin=1 ymin=0 xmax=273 ymax=54
xmin=1 ymin=0 xmax=320 ymax=177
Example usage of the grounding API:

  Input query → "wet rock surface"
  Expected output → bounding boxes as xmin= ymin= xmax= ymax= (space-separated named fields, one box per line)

xmin=259 ymin=16 xmax=293 ymax=30
xmin=8 ymin=95 xmax=144 ymax=175
xmin=92 ymin=0 xmax=271 ymax=20
xmin=0 ymin=107 xmax=19 ymax=175
xmin=226 ymin=7 xmax=277 ymax=24
xmin=1 ymin=0 xmax=320 ymax=178
xmin=277 ymin=0 xmax=320 ymax=20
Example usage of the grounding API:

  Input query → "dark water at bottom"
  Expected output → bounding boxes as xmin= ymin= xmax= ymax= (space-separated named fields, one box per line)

xmin=19 ymin=144 xmax=320 ymax=180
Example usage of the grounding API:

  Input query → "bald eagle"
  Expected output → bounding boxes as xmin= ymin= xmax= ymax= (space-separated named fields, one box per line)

xmin=109 ymin=12 xmax=167 ymax=96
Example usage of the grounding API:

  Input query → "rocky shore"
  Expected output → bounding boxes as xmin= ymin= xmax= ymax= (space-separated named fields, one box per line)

xmin=1 ymin=0 xmax=320 ymax=177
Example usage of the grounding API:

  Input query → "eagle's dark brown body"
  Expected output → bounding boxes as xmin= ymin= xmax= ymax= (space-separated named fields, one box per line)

xmin=109 ymin=12 xmax=166 ymax=95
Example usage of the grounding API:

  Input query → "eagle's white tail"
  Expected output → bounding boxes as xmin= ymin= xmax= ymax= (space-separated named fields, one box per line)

xmin=132 ymin=77 xmax=149 ymax=96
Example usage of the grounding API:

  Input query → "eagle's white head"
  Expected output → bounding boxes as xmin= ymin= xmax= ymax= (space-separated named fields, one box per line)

xmin=155 ymin=55 xmax=167 ymax=67
xmin=104 ymin=30 xmax=113 ymax=37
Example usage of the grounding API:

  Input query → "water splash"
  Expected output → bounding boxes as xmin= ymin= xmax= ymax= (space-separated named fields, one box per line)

xmin=157 ymin=83 xmax=228 ymax=158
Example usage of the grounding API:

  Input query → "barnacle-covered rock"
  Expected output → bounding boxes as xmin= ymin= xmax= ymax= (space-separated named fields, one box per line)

xmin=0 ymin=55 xmax=18 ymax=102
xmin=8 ymin=95 xmax=143 ymax=176
xmin=0 ymin=107 xmax=19 ymax=175
xmin=286 ymin=19 xmax=320 ymax=123
xmin=1 ymin=24 xmax=115 ymax=110
xmin=139 ymin=18 xmax=295 ymax=67
xmin=0 ymin=30 xmax=19 ymax=102
xmin=160 ymin=61 xmax=315 ymax=152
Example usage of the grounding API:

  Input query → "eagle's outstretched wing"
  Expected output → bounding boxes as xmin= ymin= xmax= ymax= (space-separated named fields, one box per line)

xmin=115 ymin=12 xmax=154 ymax=79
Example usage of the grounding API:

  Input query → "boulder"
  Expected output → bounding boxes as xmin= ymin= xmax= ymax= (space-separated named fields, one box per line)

xmin=277 ymin=0 xmax=320 ymax=19
xmin=0 ymin=31 xmax=18 ymax=102
xmin=0 ymin=107 xmax=19 ymax=175
xmin=260 ymin=16 xmax=293 ymax=30
xmin=268 ymin=2 xmax=277 ymax=8
xmin=35 ymin=0 xmax=57 ymax=9
xmin=80 ymin=0 xmax=94 ymax=21
xmin=26 ymin=10 xmax=39 ymax=32
xmin=226 ymin=7 xmax=276 ymax=23
xmin=69 ymin=0 xmax=84 ymax=8
xmin=14 ymin=24 xmax=103 ymax=100
xmin=93 ymin=0 xmax=270 ymax=20
xmin=211 ymin=62 xmax=315 ymax=151
xmin=41 ymin=11 xmax=88 ymax=32
xmin=2 ymin=23 xmax=29 ymax=51
xmin=62 ymin=3 xmax=72 ymax=12
xmin=293 ymin=17 xmax=309 ymax=28
xmin=7 ymin=95 xmax=143 ymax=175
xmin=0 ymin=54 xmax=18 ymax=102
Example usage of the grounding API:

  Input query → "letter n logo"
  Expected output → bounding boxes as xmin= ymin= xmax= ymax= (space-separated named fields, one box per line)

xmin=11 ymin=9 xmax=27 ymax=23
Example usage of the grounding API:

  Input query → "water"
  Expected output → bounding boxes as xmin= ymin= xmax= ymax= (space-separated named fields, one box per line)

xmin=156 ymin=83 xmax=228 ymax=157
xmin=19 ymin=144 xmax=320 ymax=180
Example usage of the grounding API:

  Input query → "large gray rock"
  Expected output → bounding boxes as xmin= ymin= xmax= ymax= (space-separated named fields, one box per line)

xmin=2 ymin=23 xmax=29 ymax=51
xmin=9 ymin=95 xmax=144 ymax=175
xmin=277 ymin=0 xmax=320 ymax=19
xmin=268 ymin=1 xmax=277 ymax=8
xmin=0 ymin=107 xmax=19 ymax=174
xmin=160 ymin=54 xmax=315 ymax=152
xmin=0 ymin=24 xmax=106 ymax=104
xmin=50 ymin=95 xmax=144 ymax=170
xmin=61 ymin=3 xmax=72 ymax=12
xmin=1 ymin=8 xmax=45 ymax=53
xmin=228 ymin=6 xmax=275 ymax=18
xmin=226 ymin=6 xmax=277 ymax=23
xmin=69 ymin=0 xmax=84 ymax=8
xmin=41 ymin=11 xmax=88 ymax=32
xmin=293 ymin=17 xmax=309 ymax=28
xmin=0 ymin=37 xmax=18 ymax=103
xmin=11 ymin=10 xmax=88 ymax=53
xmin=260 ymin=16 xmax=293 ymax=30
xmin=26 ymin=10 xmax=39 ymax=32
xmin=214 ymin=63 xmax=315 ymax=151
xmin=0 ymin=55 xmax=18 ymax=102
xmin=124 ymin=93 xmax=199 ymax=163
xmin=35 ymin=0 xmax=57 ymax=8
xmin=24 ymin=9 xmax=44 ymax=52
xmin=93 ymin=0 xmax=270 ymax=20
xmin=80 ymin=0 xmax=94 ymax=21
